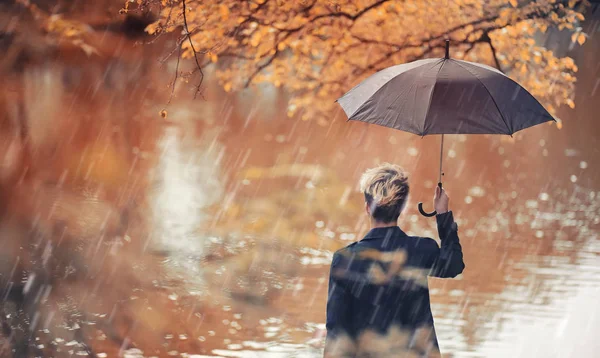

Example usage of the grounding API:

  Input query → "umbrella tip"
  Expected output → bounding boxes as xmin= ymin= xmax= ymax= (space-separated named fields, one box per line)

xmin=445 ymin=39 xmax=450 ymax=59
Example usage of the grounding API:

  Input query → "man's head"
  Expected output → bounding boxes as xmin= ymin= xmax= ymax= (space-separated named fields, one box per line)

xmin=359 ymin=163 xmax=410 ymax=224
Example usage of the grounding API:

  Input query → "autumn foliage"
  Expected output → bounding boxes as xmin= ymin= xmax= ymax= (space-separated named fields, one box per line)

xmin=140 ymin=0 xmax=589 ymax=125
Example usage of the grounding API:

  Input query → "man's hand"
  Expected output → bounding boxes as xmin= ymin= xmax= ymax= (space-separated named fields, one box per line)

xmin=434 ymin=185 xmax=449 ymax=214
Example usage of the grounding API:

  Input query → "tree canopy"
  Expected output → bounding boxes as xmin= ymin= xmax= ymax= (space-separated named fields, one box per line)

xmin=139 ymin=0 xmax=588 ymax=125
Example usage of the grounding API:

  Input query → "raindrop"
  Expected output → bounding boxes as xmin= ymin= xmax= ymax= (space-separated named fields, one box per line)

xmin=539 ymin=139 xmax=545 ymax=147
xmin=468 ymin=186 xmax=485 ymax=197
xmin=315 ymin=221 xmax=325 ymax=228
xmin=464 ymin=196 xmax=473 ymax=204
xmin=407 ymin=147 xmax=419 ymax=156
xmin=526 ymin=200 xmax=538 ymax=208
xmin=565 ymin=148 xmax=578 ymax=157
xmin=448 ymin=149 xmax=456 ymax=158
xmin=23 ymin=273 xmax=36 ymax=294
xmin=570 ymin=175 xmax=577 ymax=183
xmin=535 ymin=230 xmax=544 ymax=238
xmin=275 ymin=134 xmax=286 ymax=143
xmin=580 ymin=161 xmax=588 ymax=169
xmin=539 ymin=193 xmax=549 ymax=201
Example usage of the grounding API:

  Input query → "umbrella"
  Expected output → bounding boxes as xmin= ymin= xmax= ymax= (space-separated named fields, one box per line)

xmin=337 ymin=40 xmax=555 ymax=217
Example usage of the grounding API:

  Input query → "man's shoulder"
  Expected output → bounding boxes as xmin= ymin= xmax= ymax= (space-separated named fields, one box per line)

xmin=333 ymin=242 xmax=358 ymax=256
xmin=331 ymin=242 xmax=358 ymax=266
xmin=410 ymin=235 xmax=440 ymax=250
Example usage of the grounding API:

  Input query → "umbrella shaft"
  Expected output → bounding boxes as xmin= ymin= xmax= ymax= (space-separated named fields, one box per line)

xmin=439 ymin=134 xmax=444 ymax=186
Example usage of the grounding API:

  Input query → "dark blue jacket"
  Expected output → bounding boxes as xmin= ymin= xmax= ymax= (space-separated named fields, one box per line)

xmin=325 ymin=212 xmax=465 ymax=357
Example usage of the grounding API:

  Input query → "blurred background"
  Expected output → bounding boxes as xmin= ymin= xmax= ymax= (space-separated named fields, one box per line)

xmin=0 ymin=0 xmax=599 ymax=357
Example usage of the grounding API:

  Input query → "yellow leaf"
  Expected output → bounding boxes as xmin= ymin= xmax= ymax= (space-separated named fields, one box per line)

xmin=577 ymin=33 xmax=586 ymax=45
xmin=209 ymin=52 xmax=218 ymax=63
xmin=277 ymin=42 xmax=286 ymax=51
xmin=520 ymin=64 xmax=527 ymax=74
xmin=160 ymin=109 xmax=168 ymax=118
xmin=219 ymin=4 xmax=229 ymax=19
xmin=509 ymin=0 xmax=518 ymax=7
xmin=224 ymin=82 xmax=232 ymax=92
xmin=566 ymin=99 xmax=575 ymax=109
xmin=250 ymin=35 xmax=260 ymax=47
xmin=146 ymin=21 xmax=160 ymax=35
xmin=571 ymin=32 xmax=578 ymax=43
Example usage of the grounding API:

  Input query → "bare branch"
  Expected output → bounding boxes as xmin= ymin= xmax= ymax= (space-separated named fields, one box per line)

xmin=182 ymin=0 xmax=204 ymax=98
xmin=168 ymin=40 xmax=182 ymax=104
xmin=484 ymin=33 xmax=503 ymax=72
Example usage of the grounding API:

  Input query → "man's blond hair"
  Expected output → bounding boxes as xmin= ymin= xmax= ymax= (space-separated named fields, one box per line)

xmin=359 ymin=163 xmax=409 ymax=223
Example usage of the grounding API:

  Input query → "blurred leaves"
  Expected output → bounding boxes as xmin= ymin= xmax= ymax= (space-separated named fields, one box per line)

xmin=18 ymin=0 xmax=98 ymax=55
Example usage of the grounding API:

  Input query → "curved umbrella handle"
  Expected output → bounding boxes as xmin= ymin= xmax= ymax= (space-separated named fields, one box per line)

xmin=418 ymin=182 xmax=443 ymax=217
xmin=417 ymin=202 xmax=437 ymax=217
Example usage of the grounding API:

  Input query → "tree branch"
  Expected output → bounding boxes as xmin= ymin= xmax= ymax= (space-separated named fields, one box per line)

xmin=482 ymin=32 xmax=503 ymax=72
xmin=182 ymin=0 xmax=204 ymax=98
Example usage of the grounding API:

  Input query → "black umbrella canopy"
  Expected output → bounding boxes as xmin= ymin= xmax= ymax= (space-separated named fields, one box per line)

xmin=337 ymin=56 xmax=555 ymax=136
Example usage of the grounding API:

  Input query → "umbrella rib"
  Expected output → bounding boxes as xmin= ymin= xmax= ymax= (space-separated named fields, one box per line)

xmin=421 ymin=59 xmax=445 ymax=136
xmin=454 ymin=61 xmax=512 ymax=135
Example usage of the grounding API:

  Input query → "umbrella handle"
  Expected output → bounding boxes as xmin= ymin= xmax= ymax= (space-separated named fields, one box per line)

xmin=417 ymin=182 xmax=442 ymax=217
xmin=417 ymin=202 xmax=437 ymax=217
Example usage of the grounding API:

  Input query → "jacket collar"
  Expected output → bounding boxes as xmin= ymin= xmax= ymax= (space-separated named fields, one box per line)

xmin=361 ymin=225 xmax=408 ymax=241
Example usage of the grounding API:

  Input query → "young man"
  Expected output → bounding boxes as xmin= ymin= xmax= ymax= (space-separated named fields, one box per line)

xmin=325 ymin=163 xmax=465 ymax=357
